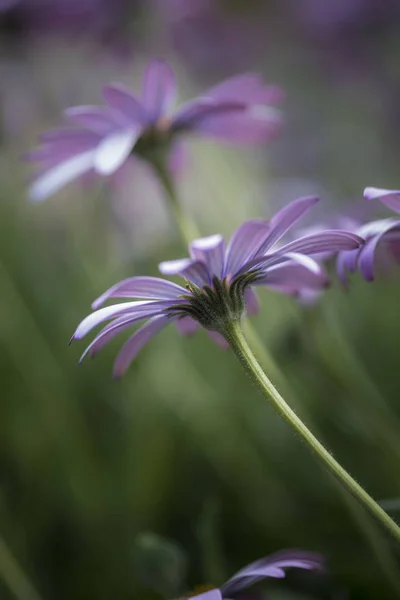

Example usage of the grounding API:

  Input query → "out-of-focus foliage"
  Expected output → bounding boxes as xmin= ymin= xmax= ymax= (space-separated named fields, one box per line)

xmin=1 ymin=1 xmax=400 ymax=599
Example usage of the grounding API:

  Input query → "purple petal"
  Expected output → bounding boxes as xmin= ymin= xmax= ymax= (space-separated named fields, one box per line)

xmin=29 ymin=150 xmax=95 ymax=202
xmin=190 ymin=234 xmax=226 ymax=279
xmin=79 ymin=313 xmax=152 ymax=363
xmin=336 ymin=248 xmax=360 ymax=286
xmin=93 ymin=129 xmax=139 ymax=175
xmin=176 ymin=316 xmax=199 ymax=336
xmin=364 ymin=187 xmax=400 ymax=214
xmin=103 ymin=84 xmax=149 ymax=125
xmin=72 ymin=300 xmax=178 ymax=340
xmin=142 ymin=59 xmax=176 ymax=121
xmin=244 ymin=288 xmax=260 ymax=314
xmin=221 ymin=551 xmax=323 ymax=596
xmin=207 ymin=330 xmax=229 ymax=349
xmin=256 ymin=262 xmax=329 ymax=290
xmin=190 ymin=591 xmax=222 ymax=600
xmin=275 ymin=230 xmax=364 ymax=257
xmin=92 ymin=276 xmax=186 ymax=309
xmin=65 ymin=106 xmax=122 ymax=135
xmin=193 ymin=107 xmax=282 ymax=144
xmin=113 ymin=315 xmax=171 ymax=378
xmin=224 ymin=219 xmax=271 ymax=277
xmin=159 ymin=258 xmax=210 ymax=287
xmin=204 ymin=74 xmax=283 ymax=105
xmin=172 ymin=99 xmax=245 ymax=132
xmin=256 ymin=196 xmax=320 ymax=255
xmin=39 ymin=128 xmax=101 ymax=144
xmin=358 ymin=220 xmax=400 ymax=281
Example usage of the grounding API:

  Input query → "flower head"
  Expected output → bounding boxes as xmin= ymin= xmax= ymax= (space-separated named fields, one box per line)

xmin=180 ymin=550 xmax=324 ymax=599
xmin=71 ymin=196 xmax=363 ymax=377
xmin=28 ymin=59 xmax=283 ymax=202
xmin=337 ymin=187 xmax=400 ymax=284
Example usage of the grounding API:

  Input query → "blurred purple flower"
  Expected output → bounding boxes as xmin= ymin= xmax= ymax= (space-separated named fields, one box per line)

xmin=27 ymin=59 xmax=283 ymax=202
xmin=180 ymin=550 xmax=323 ymax=599
xmin=71 ymin=196 xmax=363 ymax=377
xmin=337 ymin=187 xmax=400 ymax=284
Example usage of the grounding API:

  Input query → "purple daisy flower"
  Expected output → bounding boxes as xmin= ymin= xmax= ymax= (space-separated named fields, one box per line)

xmin=71 ymin=196 xmax=363 ymax=377
xmin=337 ymin=187 xmax=400 ymax=283
xmin=179 ymin=550 xmax=323 ymax=599
xmin=27 ymin=59 xmax=282 ymax=202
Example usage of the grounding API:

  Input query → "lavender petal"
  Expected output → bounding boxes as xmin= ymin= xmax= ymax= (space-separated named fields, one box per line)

xmin=190 ymin=590 xmax=222 ymax=600
xmin=102 ymin=84 xmax=149 ymax=125
xmin=207 ymin=330 xmax=229 ymax=349
xmin=204 ymin=73 xmax=284 ymax=105
xmin=113 ymin=315 xmax=171 ymax=378
xmin=364 ymin=187 xmax=400 ymax=214
xmin=92 ymin=276 xmax=186 ymax=309
xmin=176 ymin=316 xmax=199 ymax=336
xmin=244 ymin=288 xmax=260 ymax=314
xmin=159 ymin=258 xmax=210 ymax=287
xmin=142 ymin=59 xmax=177 ymax=121
xmin=358 ymin=221 xmax=400 ymax=280
xmin=65 ymin=106 xmax=122 ymax=135
xmin=224 ymin=219 xmax=271 ymax=277
xmin=190 ymin=234 xmax=226 ymax=279
xmin=275 ymin=230 xmax=364 ymax=257
xmin=29 ymin=150 xmax=95 ymax=202
xmin=93 ymin=129 xmax=139 ymax=175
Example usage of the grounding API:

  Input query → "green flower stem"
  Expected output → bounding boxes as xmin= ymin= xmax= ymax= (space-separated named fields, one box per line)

xmin=224 ymin=320 xmax=400 ymax=544
xmin=152 ymin=160 xmax=200 ymax=243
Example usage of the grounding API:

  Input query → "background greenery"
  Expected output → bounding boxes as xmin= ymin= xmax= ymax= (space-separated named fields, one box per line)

xmin=1 ymin=1 xmax=400 ymax=598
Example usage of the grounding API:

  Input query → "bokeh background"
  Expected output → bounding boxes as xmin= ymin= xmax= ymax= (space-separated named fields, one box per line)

xmin=1 ymin=1 xmax=400 ymax=598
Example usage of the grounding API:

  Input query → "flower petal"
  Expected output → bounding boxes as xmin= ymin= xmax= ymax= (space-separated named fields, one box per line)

xmin=79 ymin=313 xmax=152 ymax=363
xmin=159 ymin=258 xmax=210 ymax=287
xmin=176 ymin=316 xmax=199 ymax=336
xmin=113 ymin=315 xmax=171 ymax=378
xmin=92 ymin=276 xmax=186 ymax=309
xmin=336 ymin=248 xmax=360 ymax=286
xmin=190 ymin=234 xmax=226 ymax=279
xmin=29 ymin=150 xmax=95 ymax=202
xmin=190 ymin=591 xmax=222 ymax=600
xmin=257 ymin=262 xmax=329 ymax=290
xmin=204 ymin=74 xmax=284 ymax=105
xmin=172 ymin=99 xmax=244 ymax=132
xmin=364 ymin=187 xmax=400 ymax=214
xmin=224 ymin=219 xmax=271 ymax=277
xmin=358 ymin=220 xmax=400 ymax=281
xmin=275 ymin=230 xmax=364 ymax=257
xmin=65 ymin=106 xmax=121 ymax=135
xmin=207 ymin=330 xmax=229 ymax=349
xmin=93 ymin=129 xmax=139 ymax=175
xmin=221 ymin=551 xmax=323 ymax=596
xmin=72 ymin=300 xmax=177 ymax=340
xmin=244 ymin=288 xmax=260 ymax=314
xmin=256 ymin=196 xmax=320 ymax=255
xmin=142 ymin=59 xmax=176 ymax=120
xmin=102 ymin=84 xmax=149 ymax=125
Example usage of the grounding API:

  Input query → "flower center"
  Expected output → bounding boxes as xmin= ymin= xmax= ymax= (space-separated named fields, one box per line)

xmin=168 ymin=273 xmax=260 ymax=333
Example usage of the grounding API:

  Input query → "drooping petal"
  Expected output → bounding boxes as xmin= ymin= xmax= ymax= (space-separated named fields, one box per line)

xmin=221 ymin=551 xmax=323 ymax=596
xmin=358 ymin=220 xmax=400 ymax=281
xmin=190 ymin=234 xmax=226 ymax=279
xmin=142 ymin=59 xmax=176 ymax=120
xmin=72 ymin=300 xmax=178 ymax=340
xmin=79 ymin=313 xmax=153 ymax=363
xmin=256 ymin=262 xmax=329 ymax=290
xmin=190 ymin=590 xmax=222 ymax=600
xmin=224 ymin=219 xmax=271 ymax=277
xmin=193 ymin=106 xmax=282 ymax=144
xmin=207 ymin=330 xmax=229 ymax=349
xmin=29 ymin=150 xmax=95 ymax=202
xmin=92 ymin=276 xmax=186 ymax=309
xmin=93 ymin=129 xmax=139 ymax=175
xmin=159 ymin=258 xmax=210 ymax=287
xmin=102 ymin=84 xmax=149 ymax=125
xmin=65 ymin=106 xmax=122 ymax=135
xmin=364 ymin=187 xmax=400 ymax=214
xmin=176 ymin=316 xmax=199 ymax=336
xmin=274 ymin=230 xmax=364 ymax=257
xmin=113 ymin=315 xmax=171 ymax=378
xmin=255 ymin=196 xmax=320 ymax=255
xmin=204 ymin=73 xmax=284 ymax=105
xmin=244 ymin=288 xmax=260 ymax=314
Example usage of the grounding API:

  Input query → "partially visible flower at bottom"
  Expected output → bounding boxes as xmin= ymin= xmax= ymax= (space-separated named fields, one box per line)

xmin=179 ymin=550 xmax=324 ymax=599
xmin=337 ymin=187 xmax=400 ymax=284
xmin=70 ymin=196 xmax=363 ymax=377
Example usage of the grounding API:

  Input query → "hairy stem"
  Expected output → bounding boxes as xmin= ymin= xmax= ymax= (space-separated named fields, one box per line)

xmin=224 ymin=320 xmax=400 ymax=544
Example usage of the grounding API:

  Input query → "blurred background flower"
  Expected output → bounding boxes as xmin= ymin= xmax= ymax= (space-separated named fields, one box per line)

xmin=2 ymin=2 xmax=400 ymax=600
